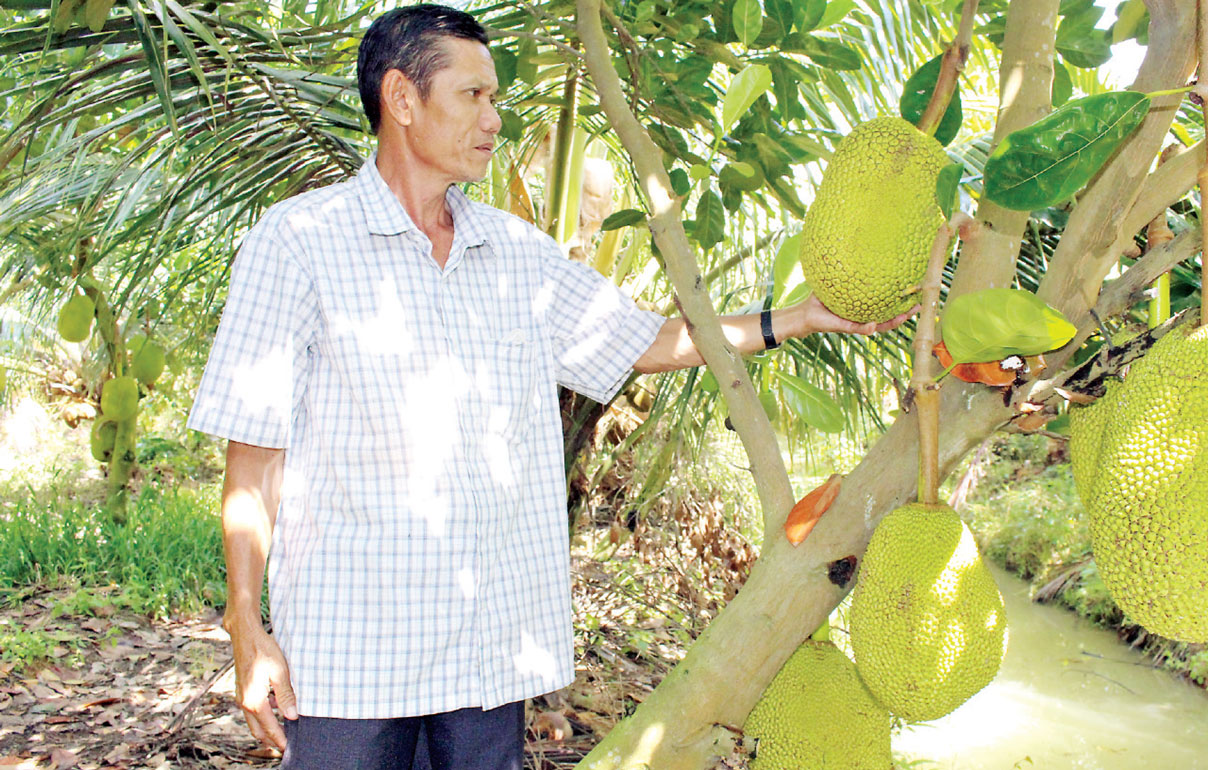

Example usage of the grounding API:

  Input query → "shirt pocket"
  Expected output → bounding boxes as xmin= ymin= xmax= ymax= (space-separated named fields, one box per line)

xmin=485 ymin=333 xmax=538 ymax=445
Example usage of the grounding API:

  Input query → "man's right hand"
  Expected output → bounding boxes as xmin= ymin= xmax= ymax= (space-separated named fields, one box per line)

xmin=228 ymin=620 xmax=297 ymax=751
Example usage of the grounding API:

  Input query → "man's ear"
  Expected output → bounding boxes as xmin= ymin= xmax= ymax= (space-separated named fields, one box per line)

xmin=380 ymin=69 xmax=415 ymax=128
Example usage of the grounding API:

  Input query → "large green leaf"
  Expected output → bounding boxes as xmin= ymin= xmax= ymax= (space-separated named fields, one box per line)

xmin=982 ymin=91 xmax=1150 ymax=211
xmin=692 ymin=188 xmax=726 ymax=250
xmin=722 ymin=63 xmax=773 ymax=132
xmin=783 ymin=34 xmax=862 ymax=70
xmin=899 ymin=54 xmax=962 ymax=146
xmin=732 ymin=0 xmax=764 ymax=47
xmin=791 ymin=0 xmax=826 ymax=32
xmin=776 ymin=371 xmax=845 ymax=433
xmin=941 ymin=288 xmax=1077 ymax=363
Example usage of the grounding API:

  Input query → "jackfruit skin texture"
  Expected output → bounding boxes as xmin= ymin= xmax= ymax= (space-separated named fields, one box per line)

xmin=100 ymin=376 xmax=139 ymax=422
xmin=799 ymin=117 xmax=949 ymax=324
xmin=1068 ymin=382 xmax=1116 ymax=506
xmin=743 ymin=641 xmax=890 ymax=769
xmin=57 ymin=294 xmax=95 ymax=343
xmin=1074 ymin=322 xmax=1208 ymax=642
xmin=849 ymin=503 xmax=1007 ymax=722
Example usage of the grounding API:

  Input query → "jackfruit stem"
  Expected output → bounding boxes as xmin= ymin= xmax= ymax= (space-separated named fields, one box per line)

xmin=1147 ymin=146 xmax=1177 ymax=329
xmin=916 ymin=0 xmax=979 ymax=138
xmin=912 ymin=215 xmax=969 ymax=504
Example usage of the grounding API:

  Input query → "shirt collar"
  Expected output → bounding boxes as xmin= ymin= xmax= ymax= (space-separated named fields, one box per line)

xmin=355 ymin=152 xmax=491 ymax=250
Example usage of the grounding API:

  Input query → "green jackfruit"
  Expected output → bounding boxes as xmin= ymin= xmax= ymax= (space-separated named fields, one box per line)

xmin=90 ymin=419 xmax=118 ymax=462
xmin=744 ymin=641 xmax=890 ymax=769
xmin=849 ymin=503 xmax=1008 ymax=722
xmin=799 ymin=116 xmax=950 ymax=323
xmin=57 ymin=294 xmax=95 ymax=343
xmin=130 ymin=338 xmax=166 ymax=385
xmin=1071 ymin=320 xmax=1208 ymax=642
xmin=100 ymin=376 xmax=139 ymax=422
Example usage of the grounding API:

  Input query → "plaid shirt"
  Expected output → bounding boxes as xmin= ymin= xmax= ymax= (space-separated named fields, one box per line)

xmin=187 ymin=154 xmax=663 ymax=718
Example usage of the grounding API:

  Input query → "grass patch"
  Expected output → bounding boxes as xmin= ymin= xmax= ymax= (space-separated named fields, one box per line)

xmin=0 ymin=480 xmax=225 ymax=618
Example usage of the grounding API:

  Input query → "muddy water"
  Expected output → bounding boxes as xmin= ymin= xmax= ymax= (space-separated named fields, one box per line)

xmin=893 ymin=564 xmax=1208 ymax=769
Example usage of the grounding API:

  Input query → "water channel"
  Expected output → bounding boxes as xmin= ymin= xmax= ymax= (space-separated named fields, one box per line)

xmin=893 ymin=564 xmax=1208 ymax=769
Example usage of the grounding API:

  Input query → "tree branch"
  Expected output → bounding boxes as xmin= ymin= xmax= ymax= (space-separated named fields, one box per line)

xmin=576 ymin=0 xmax=795 ymax=541
xmin=1037 ymin=0 xmax=1197 ymax=351
xmin=948 ymin=0 xmax=1059 ymax=300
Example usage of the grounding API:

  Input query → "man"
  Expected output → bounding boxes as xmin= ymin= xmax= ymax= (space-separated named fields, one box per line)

xmin=188 ymin=5 xmax=909 ymax=769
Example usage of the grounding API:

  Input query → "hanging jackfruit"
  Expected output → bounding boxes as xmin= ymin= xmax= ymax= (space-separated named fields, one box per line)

xmin=743 ymin=640 xmax=891 ymax=769
xmin=57 ymin=294 xmax=95 ymax=343
xmin=799 ymin=116 xmax=950 ymax=323
xmin=1069 ymin=320 xmax=1208 ymax=642
xmin=129 ymin=336 xmax=166 ymax=385
xmin=90 ymin=419 xmax=118 ymax=463
xmin=849 ymin=503 xmax=1008 ymax=722
xmin=100 ymin=376 xmax=139 ymax=422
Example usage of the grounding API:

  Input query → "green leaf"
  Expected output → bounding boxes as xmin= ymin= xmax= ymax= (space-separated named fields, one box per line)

xmin=777 ymin=372 xmax=845 ymax=433
xmin=733 ymin=0 xmax=764 ymax=47
xmin=1051 ymin=60 xmax=1072 ymax=108
xmin=601 ymin=209 xmax=648 ymax=231
xmin=693 ymin=189 xmax=726 ymax=250
xmin=497 ymin=110 xmax=523 ymax=143
xmin=719 ymin=161 xmax=764 ymax=192
xmin=816 ymin=0 xmax=855 ymax=28
xmin=722 ymin=64 xmax=773 ymax=132
xmin=765 ymin=0 xmax=795 ymax=34
xmin=935 ymin=163 xmax=962 ymax=220
xmin=493 ymin=48 xmax=517 ymax=94
xmin=84 ymin=0 xmax=117 ymax=33
xmin=773 ymin=231 xmax=802 ymax=303
xmin=1056 ymin=4 xmax=1111 ymax=68
xmin=791 ymin=0 xmax=826 ymax=32
xmin=689 ymin=164 xmax=713 ymax=181
xmin=786 ymin=34 xmax=862 ymax=70
xmin=669 ymin=168 xmax=691 ymax=196
xmin=941 ymin=288 xmax=1078 ymax=363
xmin=983 ymin=91 xmax=1150 ymax=211
xmin=899 ymin=54 xmax=963 ymax=146
xmin=1111 ymin=0 xmax=1148 ymax=44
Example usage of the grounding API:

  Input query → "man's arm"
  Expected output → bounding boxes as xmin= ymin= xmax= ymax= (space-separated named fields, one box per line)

xmin=221 ymin=440 xmax=296 ymax=751
xmin=633 ymin=294 xmax=915 ymax=374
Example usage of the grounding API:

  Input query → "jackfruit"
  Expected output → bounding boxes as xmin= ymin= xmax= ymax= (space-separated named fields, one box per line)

xmin=1070 ymin=320 xmax=1208 ymax=642
xmin=849 ymin=503 xmax=1007 ymax=721
xmin=100 ymin=376 xmax=139 ymax=422
xmin=799 ymin=116 xmax=950 ymax=324
xmin=90 ymin=419 xmax=117 ymax=463
xmin=743 ymin=641 xmax=891 ymax=769
xmin=129 ymin=337 xmax=165 ymax=385
xmin=57 ymin=294 xmax=95 ymax=343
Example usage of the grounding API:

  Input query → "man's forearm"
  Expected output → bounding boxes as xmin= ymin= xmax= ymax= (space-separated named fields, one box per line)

xmin=634 ymin=307 xmax=804 ymax=374
xmin=632 ymin=295 xmax=914 ymax=374
xmin=221 ymin=441 xmax=285 ymax=631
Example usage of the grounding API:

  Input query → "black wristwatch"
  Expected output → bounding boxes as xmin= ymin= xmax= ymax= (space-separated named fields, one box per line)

xmin=760 ymin=308 xmax=780 ymax=350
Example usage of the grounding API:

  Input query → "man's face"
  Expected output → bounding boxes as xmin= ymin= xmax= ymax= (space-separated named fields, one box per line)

xmin=403 ymin=37 xmax=502 ymax=185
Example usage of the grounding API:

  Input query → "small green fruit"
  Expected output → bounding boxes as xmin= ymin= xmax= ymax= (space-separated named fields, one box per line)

xmin=56 ymin=294 xmax=95 ymax=342
xmin=90 ymin=419 xmax=118 ymax=462
xmin=100 ymin=376 xmax=139 ymax=421
xmin=130 ymin=341 xmax=165 ymax=385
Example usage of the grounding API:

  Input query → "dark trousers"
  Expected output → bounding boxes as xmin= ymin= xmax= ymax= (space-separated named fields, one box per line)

xmin=280 ymin=701 xmax=525 ymax=770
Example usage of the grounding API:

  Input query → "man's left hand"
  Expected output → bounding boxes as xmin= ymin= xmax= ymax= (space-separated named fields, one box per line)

xmin=795 ymin=294 xmax=918 ymax=337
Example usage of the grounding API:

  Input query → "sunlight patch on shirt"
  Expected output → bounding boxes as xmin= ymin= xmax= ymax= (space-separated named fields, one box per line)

xmin=399 ymin=356 xmax=465 ymax=538
xmin=512 ymin=631 xmax=560 ymax=686
xmin=561 ymin=289 xmax=623 ymax=366
xmin=229 ymin=345 xmax=292 ymax=421
xmin=456 ymin=568 xmax=476 ymax=600
xmin=330 ymin=277 xmax=414 ymax=358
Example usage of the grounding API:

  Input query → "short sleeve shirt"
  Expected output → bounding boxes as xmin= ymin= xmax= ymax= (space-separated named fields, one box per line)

xmin=187 ymin=153 xmax=663 ymax=718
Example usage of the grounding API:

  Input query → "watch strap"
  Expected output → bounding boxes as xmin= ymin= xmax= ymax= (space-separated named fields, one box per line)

xmin=760 ymin=308 xmax=779 ymax=350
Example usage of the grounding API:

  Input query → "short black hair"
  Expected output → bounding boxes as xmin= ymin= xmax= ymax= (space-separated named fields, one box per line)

xmin=357 ymin=4 xmax=490 ymax=135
